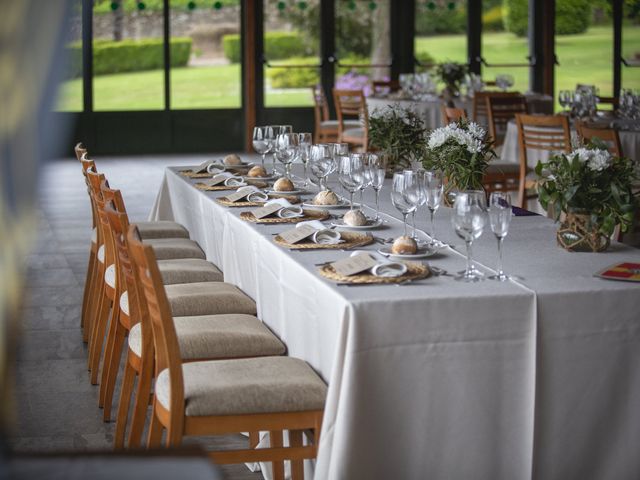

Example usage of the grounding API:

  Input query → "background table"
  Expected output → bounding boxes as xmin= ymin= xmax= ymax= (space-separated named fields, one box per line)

xmin=151 ymin=165 xmax=640 ymax=479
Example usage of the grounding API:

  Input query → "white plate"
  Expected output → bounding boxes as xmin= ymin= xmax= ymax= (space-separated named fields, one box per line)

xmin=301 ymin=200 xmax=351 ymax=209
xmin=330 ymin=218 xmax=383 ymax=230
xmin=377 ymin=246 xmax=440 ymax=259
xmin=244 ymin=174 xmax=280 ymax=181
xmin=266 ymin=189 xmax=309 ymax=196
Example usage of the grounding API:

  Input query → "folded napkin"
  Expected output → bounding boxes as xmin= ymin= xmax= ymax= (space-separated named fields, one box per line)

xmin=265 ymin=198 xmax=304 ymax=219
xmin=350 ymin=250 xmax=407 ymax=278
xmin=224 ymin=175 xmax=246 ymax=187
xmin=296 ymin=220 xmax=342 ymax=245
xmin=206 ymin=163 xmax=225 ymax=174
xmin=234 ymin=185 xmax=269 ymax=202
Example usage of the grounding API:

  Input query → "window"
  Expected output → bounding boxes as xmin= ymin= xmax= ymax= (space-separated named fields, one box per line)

xmin=55 ymin=0 xmax=83 ymax=112
xmin=622 ymin=2 xmax=640 ymax=91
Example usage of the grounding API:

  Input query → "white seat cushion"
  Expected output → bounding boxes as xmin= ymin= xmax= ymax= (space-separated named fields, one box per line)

xmin=137 ymin=221 xmax=190 ymax=240
xmin=320 ymin=119 xmax=362 ymax=129
xmin=97 ymin=244 xmax=105 ymax=263
xmin=157 ymin=258 xmax=223 ymax=285
xmin=105 ymin=264 xmax=116 ymax=288
xmin=91 ymin=227 xmax=97 ymax=244
xmin=155 ymin=357 xmax=326 ymax=417
xmin=127 ymin=314 xmax=285 ymax=359
xmin=143 ymin=238 xmax=206 ymax=260
xmin=342 ymin=127 xmax=365 ymax=139
xmin=120 ymin=291 xmax=129 ymax=316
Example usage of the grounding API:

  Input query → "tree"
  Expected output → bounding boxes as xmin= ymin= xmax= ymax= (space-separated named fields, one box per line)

xmin=113 ymin=0 xmax=124 ymax=41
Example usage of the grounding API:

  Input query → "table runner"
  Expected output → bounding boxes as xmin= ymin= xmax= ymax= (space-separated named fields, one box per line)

xmin=150 ymin=165 xmax=640 ymax=479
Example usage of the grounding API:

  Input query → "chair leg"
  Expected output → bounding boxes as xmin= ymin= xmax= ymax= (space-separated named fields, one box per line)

xmin=269 ymin=430 xmax=285 ymax=480
xmin=128 ymin=365 xmax=153 ymax=448
xmin=84 ymin=262 xmax=103 ymax=345
xmin=114 ymin=359 xmax=136 ymax=449
xmin=100 ymin=315 xmax=126 ymax=421
xmin=99 ymin=298 xmax=120 ymax=406
xmin=88 ymin=294 xmax=112 ymax=384
xmin=289 ymin=430 xmax=304 ymax=480
xmin=81 ymin=248 xmax=96 ymax=338
xmin=147 ymin=404 xmax=163 ymax=449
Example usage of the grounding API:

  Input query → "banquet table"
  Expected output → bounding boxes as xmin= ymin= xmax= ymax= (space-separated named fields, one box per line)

xmin=150 ymin=164 xmax=640 ymax=480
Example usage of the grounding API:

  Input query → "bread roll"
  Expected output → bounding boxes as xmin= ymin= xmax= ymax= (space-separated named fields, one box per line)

xmin=343 ymin=209 xmax=368 ymax=226
xmin=247 ymin=165 xmax=268 ymax=178
xmin=223 ymin=154 xmax=242 ymax=166
xmin=274 ymin=177 xmax=295 ymax=192
xmin=313 ymin=190 xmax=339 ymax=206
xmin=391 ymin=236 xmax=418 ymax=255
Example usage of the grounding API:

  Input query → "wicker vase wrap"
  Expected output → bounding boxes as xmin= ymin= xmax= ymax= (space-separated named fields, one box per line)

xmin=557 ymin=211 xmax=610 ymax=252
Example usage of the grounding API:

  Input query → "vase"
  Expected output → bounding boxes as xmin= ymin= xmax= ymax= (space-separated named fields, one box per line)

xmin=443 ymin=179 xmax=485 ymax=207
xmin=556 ymin=211 xmax=610 ymax=252
xmin=442 ymin=85 xmax=460 ymax=108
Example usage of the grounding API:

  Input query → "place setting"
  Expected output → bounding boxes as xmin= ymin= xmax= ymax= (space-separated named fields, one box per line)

xmin=179 ymin=154 xmax=254 ymax=178
xmin=215 ymin=185 xmax=301 ymax=207
xmin=272 ymin=219 xmax=374 ymax=251
xmin=239 ymin=197 xmax=329 ymax=224
xmin=193 ymin=171 xmax=256 ymax=191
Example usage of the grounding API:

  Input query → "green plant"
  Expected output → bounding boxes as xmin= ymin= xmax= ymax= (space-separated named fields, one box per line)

xmin=435 ymin=62 xmax=468 ymax=92
xmin=504 ymin=0 xmax=592 ymax=36
xmin=535 ymin=141 xmax=639 ymax=235
xmin=264 ymin=55 xmax=369 ymax=89
xmin=483 ymin=5 xmax=505 ymax=32
xmin=222 ymin=31 xmax=309 ymax=63
xmin=368 ymin=105 xmax=428 ymax=173
xmin=415 ymin=4 xmax=467 ymax=35
xmin=423 ymin=120 xmax=495 ymax=191
xmin=93 ymin=0 xmax=239 ymax=14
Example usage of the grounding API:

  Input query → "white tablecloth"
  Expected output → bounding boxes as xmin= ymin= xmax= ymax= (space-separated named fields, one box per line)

xmin=150 ymin=165 xmax=640 ymax=480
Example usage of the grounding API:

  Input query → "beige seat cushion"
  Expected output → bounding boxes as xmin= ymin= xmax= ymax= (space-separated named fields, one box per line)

xmin=155 ymin=357 xmax=327 ymax=416
xmin=128 ymin=314 xmax=285 ymax=359
xmin=343 ymin=127 xmax=365 ymax=139
xmin=143 ymin=238 xmax=205 ymax=260
xmin=105 ymin=264 xmax=116 ymax=288
xmin=91 ymin=227 xmax=97 ymax=244
xmin=165 ymin=282 xmax=256 ymax=317
xmin=486 ymin=163 xmax=521 ymax=175
xmin=320 ymin=119 xmax=361 ymax=129
xmin=97 ymin=244 xmax=105 ymax=264
xmin=157 ymin=258 xmax=223 ymax=285
xmin=137 ymin=221 xmax=189 ymax=240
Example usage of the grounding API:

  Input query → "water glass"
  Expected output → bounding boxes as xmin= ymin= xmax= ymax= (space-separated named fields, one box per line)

xmin=391 ymin=171 xmax=419 ymax=237
xmin=420 ymin=170 xmax=444 ymax=246
xmin=309 ymin=144 xmax=335 ymax=191
xmin=338 ymin=155 xmax=365 ymax=210
xmin=488 ymin=192 xmax=512 ymax=281
xmin=275 ymin=133 xmax=299 ymax=179
xmin=298 ymin=133 xmax=312 ymax=184
xmin=252 ymin=126 xmax=275 ymax=170
xmin=452 ymin=191 xmax=486 ymax=282
xmin=367 ymin=154 xmax=385 ymax=221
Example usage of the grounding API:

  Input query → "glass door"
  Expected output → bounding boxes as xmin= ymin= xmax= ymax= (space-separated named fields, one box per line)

xmin=622 ymin=2 xmax=640 ymax=91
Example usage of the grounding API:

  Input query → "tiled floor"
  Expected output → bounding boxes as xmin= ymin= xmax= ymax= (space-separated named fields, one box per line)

xmin=10 ymin=155 xmax=263 ymax=479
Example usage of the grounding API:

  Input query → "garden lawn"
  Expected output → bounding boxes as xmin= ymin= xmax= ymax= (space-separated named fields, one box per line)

xmin=55 ymin=27 xmax=639 ymax=112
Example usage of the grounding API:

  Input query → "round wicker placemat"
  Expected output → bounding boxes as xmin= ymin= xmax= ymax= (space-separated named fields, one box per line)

xmin=180 ymin=170 xmax=213 ymax=179
xmin=318 ymin=262 xmax=430 ymax=284
xmin=239 ymin=209 xmax=329 ymax=224
xmin=273 ymin=231 xmax=373 ymax=250
xmin=194 ymin=183 xmax=238 ymax=191
xmin=216 ymin=194 xmax=300 ymax=208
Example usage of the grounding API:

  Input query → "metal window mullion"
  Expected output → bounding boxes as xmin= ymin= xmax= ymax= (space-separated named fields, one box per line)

xmin=468 ymin=0 xmax=481 ymax=75
xmin=320 ymin=0 xmax=336 ymax=118
xmin=163 ymin=0 xmax=170 ymax=111
xmin=613 ymin=0 xmax=622 ymax=95
xmin=82 ymin=0 xmax=93 ymax=113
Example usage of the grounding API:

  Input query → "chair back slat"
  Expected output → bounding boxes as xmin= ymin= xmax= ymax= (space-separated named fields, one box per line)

xmin=577 ymin=122 xmax=623 ymax=157
xmin=440 ymin=106 xmax=467 ymax=125
xmin=486 ymin=95 xmax=528 ymax=146
xmin=372 ymin=80 xmax=400 ymax=96
xmin=86 ymin=170 xmax=111 ymax=260
xmin=332 ymin=88 xmax=368 ymax=150
xmin=472 ymin=91 xmax=522 ymax=125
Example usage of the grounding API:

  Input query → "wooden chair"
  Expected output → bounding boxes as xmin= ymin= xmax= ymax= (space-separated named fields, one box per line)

xmin=74 ymin=142 xmax=87 ymax=161
xmin=486 ymin=94 xmax=528 ymax=147
xmin=105 ymin=206 xmax=284 ymax=449
xmin=372 ymin=79 xmax=400 ymax=96
xmin=515 ymin=114 xmax=572 ymax=209
xmin=311 ymin=86 xmax=360 ymax=144
xmin=440 ymin=106 xmax=467 ymax=125
xmin=332 ymin=88 xmax=369 ymax=151
xmin=128 ymin=225 xmax=326 ymax=479
xmin=472 ymin=91 xmax=522 ymax=126
xmin=576 ymin=122 xmax=623 ymax=157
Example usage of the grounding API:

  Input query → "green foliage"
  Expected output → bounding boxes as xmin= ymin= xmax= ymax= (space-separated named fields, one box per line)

xmin=264 ymin=55 xmax=369 ymax=89
xmin=482 ymin=5 xmax=504 ymax=32
xmin=222 ymin=31 xmax=309 ymax=63
xmin=93 ymin=0 xmax=239 ymax=13
xmin=435 ymin=62 xmax=468 ymax=91
xmin=535 ymin=143 xmax=639 ymax=235
xmin=504 ymin=0 xmax=592 ymax=36
xmin=415 ymin=51 xmax=436 ymax=69
xmin=416 ymin=4 xmax=467 ymax=35
xmin=64 ymin=38 xmax=191 ymax=77
xmin=368 ymin=106 xmax=428 ymax=173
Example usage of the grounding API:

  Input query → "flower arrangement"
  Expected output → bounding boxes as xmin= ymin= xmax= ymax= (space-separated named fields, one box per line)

xmin=368 ymin=105 xmax=428 ymax=173
xmin=422 ymin=119 xmax=495 ymax=192
xmin=535 ymin=141 xmax=639 ymax=238
xmin=336 ymin=71 xmax=373 ymax=97
xmin=435 ymin=62 xmax=468 ymax=95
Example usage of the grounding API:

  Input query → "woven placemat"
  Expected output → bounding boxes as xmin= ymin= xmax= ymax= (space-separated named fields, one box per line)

xmin=274 ymin=231 xmax=373 ymax=250
xmin=318 ymin=262 xmax=430 ymax=284
xmin=179 ymin=170 xmax=213 ymax=179
xmin=216 ymin=194 xmax=300 ymax=208
xmin=240 ymin=209 xmax=330 ymax=224
xmin=194 ymin=183 xmax=238 ymax=191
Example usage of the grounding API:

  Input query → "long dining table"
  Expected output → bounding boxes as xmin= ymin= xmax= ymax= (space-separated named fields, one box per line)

xmin=150 ymin=163 xmax=640 ymax=480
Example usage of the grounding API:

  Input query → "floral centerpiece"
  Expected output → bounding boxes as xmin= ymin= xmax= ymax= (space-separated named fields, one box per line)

xmin=422 ymin=119 xmax=495 ymax=202
xmin=535 ymin=141 xmax=639 ymax=252
xmin=336 ymin=71 xmax=373 ymax=97
xmin=436 ymin=62 xmax=468 ymax=100
xmin=368 ymin=105 xmax=427 ymax=174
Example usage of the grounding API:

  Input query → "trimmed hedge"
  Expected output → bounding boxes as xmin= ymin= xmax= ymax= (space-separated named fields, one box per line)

xmin=415 ymin=6 xmax=467 ymax=35
xmin=482 ymin=5 xmax=504 ymax=32
xmin=265 ymin=55 xmax=370 ymax=89
xmin=64 ymin=38 xmax=191 ymax=77
xmin=504 ymin=0 xmax=591 ymax=36
xmin=223 ymin=31 xmax=309 ymax=63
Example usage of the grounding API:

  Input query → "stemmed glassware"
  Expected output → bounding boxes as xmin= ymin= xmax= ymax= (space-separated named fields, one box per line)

xmin=352 ymin=153 xmax=369 ymax=207
xmin=274 ymin=133 xmax=299 ymax=179
xmin=488 ymin=192 xmax=512 ymax=281
xmin=252 ymin=126 xmax=275 ymax=172
xmin=496 ymin=74 xmax=514 ymax=91
xmin=420 ymin=170 xmax=444 ymax=247
xmin=337 ymin=154 xmax=365 ymax=210
xmin=391 ymin=171 xmax=419 ymax=237
xmin=272 ymin=125 xmax=293 ymax=174
xmin=367 ymin=154 xmax=385 ymax=221
xmin=298 ymin=133 xmax=312 ymax=185
xmin=452 ymin=191 xmax=486 ymax=282
xmin=309 ymin=144 xmax=335 ymax=191
xmin=558 ymin=90 xmax=572 ymax=112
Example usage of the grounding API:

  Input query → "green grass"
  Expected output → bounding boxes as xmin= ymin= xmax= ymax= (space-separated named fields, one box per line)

xmin=55 ymin=27 xmax=640 ymax=112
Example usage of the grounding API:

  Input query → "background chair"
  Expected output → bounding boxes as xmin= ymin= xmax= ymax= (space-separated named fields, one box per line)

xmin=311 ymin=85 xmax=362 ymax=144
xmin=332 ymin=88 xmax=369 ymax=151
xmin=576 ymin=122 xmax=623 ymax=157
xmin=372 ymin=79 xmax=400 ymax=96
xmin=472 ymin=91 xmax=523 ymax=126
xmin=486 ymin=94 xmax=528 ymax=147
xmin=440 ymin=106 xmax=467 ymax=125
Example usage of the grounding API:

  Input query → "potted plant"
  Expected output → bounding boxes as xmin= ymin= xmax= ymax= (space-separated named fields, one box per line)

xmin=435 ymin=62 xmax=468 ymax=104
xmin=368 ymin=105 xmax=428 ymax=174
xmin=535 ymin=141 xmax=639 ymax=252
xmin=422 ymin=119 xmax=495 ymax=204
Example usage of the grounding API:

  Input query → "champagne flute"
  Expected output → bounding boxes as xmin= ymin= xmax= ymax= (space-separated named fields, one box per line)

xmin=298 ymin=132 xmax=312 ymax=186
xmin=420 ymin=170 xmax=444 ymax=247
xmin=391 ymin=171 xmax=419 ymax=237
xmin=488 ymin=192 xmax=512 ymax=281
xmin=252 ymin=126 xmax=275 ymax=172
xmin=368 ymin=154 xmax=385 ymax=221
xmin=338 ymin=154 xmax=365 ymax=210
xmin=309 ymin=144 xmax=335 ymax=191
xmin=409 ymin=170 xmax=426 ymax=240
xmin=452 ymin=191 xmax=486 ymax=282
xmin=275 ymin=133 xmax=299 ymax=179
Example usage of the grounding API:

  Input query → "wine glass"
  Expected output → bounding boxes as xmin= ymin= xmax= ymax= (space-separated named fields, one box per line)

xmin=452 ymin=191 xmax=486 ymax=282
xmin=391 ymin=171 xmax=419 ymax=237
xmin=409 ymin=170 xmax=426 ymax=240
xmin=338 ymin=155 xmax=365 ymax=210
xmin=420 ymin=170 xmax=444 ymax=247
xmin=367 ymin=155 xmax=386 ymax=221
xmin=558 ymin=90 xmax=569 ymax=112
xmin=274 ymin=133 xmax=299 ymax=179
xmin=488 ymin=192 xmax=512 ymax=281
xmin=271 ymin=125 xmax=293 ymax=173
xmin=298 ymin=133 xmax=312 ymax=185
xmin=352 ymin=153 xmax=370 ymax=208
xmin=252 ymin=126 xmax=275 ymax=172
xmin=309 ymin=144 xmax=335 ymax=191
xmin=330 ymin=143 xmax=349 ymax=159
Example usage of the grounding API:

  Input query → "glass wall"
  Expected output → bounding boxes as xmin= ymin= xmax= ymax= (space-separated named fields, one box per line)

xmin=54 ymin=0 xmax=83 ymax=111
xmin=555 ymin=1 xmax=614 ymax=109
xmin=170 ymin=0 xmax=241 ymax=109
xmin=481 ymin=0 xmax=529 ymax=92
xmin=92 ymin=0 xmax=164 ymax=111
xmin=262 ymin=0 xmax=320 ymax=107
xmin=622 ymin=2 xmax=640 ymax=91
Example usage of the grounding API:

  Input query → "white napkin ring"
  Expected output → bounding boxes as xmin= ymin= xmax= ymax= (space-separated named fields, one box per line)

xmin=247 ymin=191 xmax=269 ymax=203
xmin=224 ymin=176 xmax=246 ymax=186
xmin=277 ymin=206 xmax=305 ymax=219
xmin=206 ymin=163 xmax=225 ymax=174
xmin=312 ymin=229 xmax=342 ymax=245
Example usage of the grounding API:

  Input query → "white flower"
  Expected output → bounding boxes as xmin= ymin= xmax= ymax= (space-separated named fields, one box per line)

xmin=571 ymin=147 xmax=612 ymax=172
xmin=466 ymin=122 xmax=486 ymax=140
xmin=428 ymin=123 xmax=485 ymax=154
